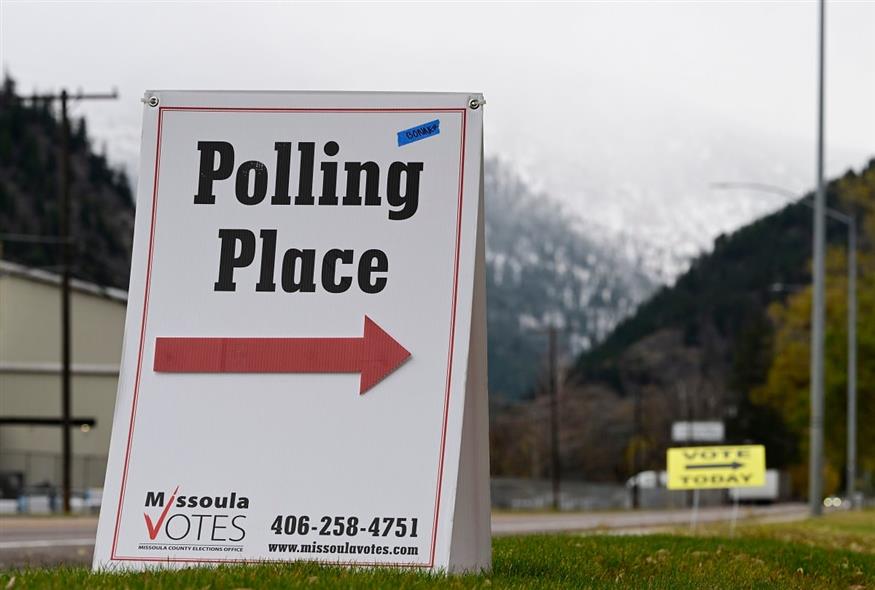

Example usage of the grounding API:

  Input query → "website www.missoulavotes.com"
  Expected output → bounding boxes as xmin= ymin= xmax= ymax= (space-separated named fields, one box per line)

xmin=268 ymin=541 xmax=419 ymax=557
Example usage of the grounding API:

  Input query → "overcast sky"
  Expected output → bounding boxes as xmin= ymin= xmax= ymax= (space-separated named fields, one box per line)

xmin=2 ymin=0 xmax=873 ymax=262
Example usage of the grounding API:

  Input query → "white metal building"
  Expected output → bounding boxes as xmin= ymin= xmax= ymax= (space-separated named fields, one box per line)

xmin=0 ymin=260 xmax=125 ymax=495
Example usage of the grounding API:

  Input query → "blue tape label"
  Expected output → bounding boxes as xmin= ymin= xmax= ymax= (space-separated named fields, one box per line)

xmin=397 ymin=119 xmax=440 ymax=147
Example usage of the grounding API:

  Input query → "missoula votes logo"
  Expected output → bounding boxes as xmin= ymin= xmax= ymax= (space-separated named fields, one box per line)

xmin=138 ymin=486 xmax=250 ymax=554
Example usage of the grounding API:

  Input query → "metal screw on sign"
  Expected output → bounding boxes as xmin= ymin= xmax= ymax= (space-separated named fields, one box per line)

xmin=148 ymin=96 xmax=159 ymax=108
xmin=468 ymin=98 xmax=485 ymax=110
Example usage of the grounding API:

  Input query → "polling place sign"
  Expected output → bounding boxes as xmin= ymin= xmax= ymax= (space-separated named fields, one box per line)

xmin=667 ymin=445 xmax=766 ymax=490
xmin=93 ymin=91 xmax=490 ymax=572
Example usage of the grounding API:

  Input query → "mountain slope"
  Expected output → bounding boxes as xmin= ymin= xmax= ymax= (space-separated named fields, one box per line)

xmin=485 ymin=159 xmax=655 ymax=399
xmin=0 ymin=77 xmax=134 ymax=288
xmin=567 ymin=160 xmax=874 ymax=479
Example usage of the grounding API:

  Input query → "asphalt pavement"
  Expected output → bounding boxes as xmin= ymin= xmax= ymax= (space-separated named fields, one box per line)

xmin=491 ymin=502 xmax=807 ymax=535
xmin=0 ymin=517 xmax=98 ymax=569
xmin=0 ymin=503 xmax=808 ymax=569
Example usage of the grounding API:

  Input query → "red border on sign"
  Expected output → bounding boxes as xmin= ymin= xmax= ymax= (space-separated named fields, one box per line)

xmin=109 ymin=106 xmax=469 ymax=569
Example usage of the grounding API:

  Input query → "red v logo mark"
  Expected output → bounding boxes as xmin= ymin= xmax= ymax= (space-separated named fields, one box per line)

xmin=144 ymin=486 xmax=179 ymax=540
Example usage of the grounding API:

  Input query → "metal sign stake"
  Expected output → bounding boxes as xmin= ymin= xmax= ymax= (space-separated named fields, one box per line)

xmin=690 ymin=489 xmax=700 ymax=531
xmin=730 ymin=490 xmax=740 ymax=537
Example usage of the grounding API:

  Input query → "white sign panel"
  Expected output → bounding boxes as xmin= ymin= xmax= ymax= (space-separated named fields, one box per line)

xmin=94 ymin=91 xmax=490 ymax=572
xmin=671 ymin=421 xmax=725 ymax=443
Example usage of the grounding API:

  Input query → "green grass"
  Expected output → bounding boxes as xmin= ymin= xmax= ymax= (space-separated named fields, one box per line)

xmin=692 ymin=508 xmax=875 ymax=555
xmin=3 ymin=511 xmax=874 ymax=589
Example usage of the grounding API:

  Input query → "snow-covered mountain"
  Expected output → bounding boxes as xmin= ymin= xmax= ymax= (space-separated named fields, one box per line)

xmin=484 ymin=158 xmax=656 ymax=399
xmin=490 ymin=90 xmax=872 ymax=283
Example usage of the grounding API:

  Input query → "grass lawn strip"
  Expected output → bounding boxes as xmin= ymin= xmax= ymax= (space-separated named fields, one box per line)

xmin=0 ymin=534 xmax=871 ymax=589
xmin=2 ymin=510 xmax=873 ymax=589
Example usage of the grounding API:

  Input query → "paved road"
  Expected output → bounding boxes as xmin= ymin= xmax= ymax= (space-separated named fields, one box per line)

xmin=0 ymin=504 xmax=807 ymax=569
xmin=0 ymin=517 xmax=98 ymax=569
xmin=492 ymin=503 xmax=807 ymax=535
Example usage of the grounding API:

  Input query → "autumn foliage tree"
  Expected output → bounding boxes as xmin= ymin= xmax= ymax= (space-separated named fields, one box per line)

xmin=753 ymin=163 xmax=875 ymax=497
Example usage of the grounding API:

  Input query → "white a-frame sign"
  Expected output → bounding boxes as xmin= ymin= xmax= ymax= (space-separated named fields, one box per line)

xmin=93 ymin=91 xmax=491 ymax=572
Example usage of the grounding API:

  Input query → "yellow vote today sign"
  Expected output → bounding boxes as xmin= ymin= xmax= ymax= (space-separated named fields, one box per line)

xmin=667 ymin=445 xmax=766 ymax=490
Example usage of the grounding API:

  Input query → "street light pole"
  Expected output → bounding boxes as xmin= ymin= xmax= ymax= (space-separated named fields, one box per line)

xmin=847 ymin=216 xmax=857 ymax=507
xmin=810 ymin=0 xmax=827 ymax=516
xmin=712 ymin=180 xmax=859 ymax=510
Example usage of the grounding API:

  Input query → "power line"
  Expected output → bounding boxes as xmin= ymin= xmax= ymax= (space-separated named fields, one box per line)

xmin=0 ymin=233 xmax=74 ymax=244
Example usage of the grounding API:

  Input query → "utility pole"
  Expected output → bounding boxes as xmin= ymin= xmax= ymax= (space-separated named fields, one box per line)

xmin=547 ymin=324 xmax=561 ymax=511
xmin=530 ymin=322 xmax=563 ymax=510
xmin=25 ymin=88 xmax=118 ymax=513
xmin=685 ymin=384 xmax=694 ymax=509
xmin=810 ymin=0 xmax=827 ymax=517
xmin=847 ymin=216 xmax=858 ymax=507
xmin=631 ymin=385 xmax=641 ymax=509
xmin=59 ymin=89 xmax=73 ymax=516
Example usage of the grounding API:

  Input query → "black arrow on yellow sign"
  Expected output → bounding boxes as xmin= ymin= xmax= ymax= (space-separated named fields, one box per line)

xmin=687 ymin=462 xmax=743 ymax=470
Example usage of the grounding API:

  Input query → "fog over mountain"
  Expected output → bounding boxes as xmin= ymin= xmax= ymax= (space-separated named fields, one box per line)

xmin=72 ymin=70 xmax=872 ymax=290
xmin=495 ymin=87 xmax=873 ymax=282
xmin=5 ymin=1 xmax=872 ymax=285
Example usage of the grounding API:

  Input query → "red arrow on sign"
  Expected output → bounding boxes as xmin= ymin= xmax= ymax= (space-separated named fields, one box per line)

xmin=153 ymin=316 xmax=411 ymax=394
